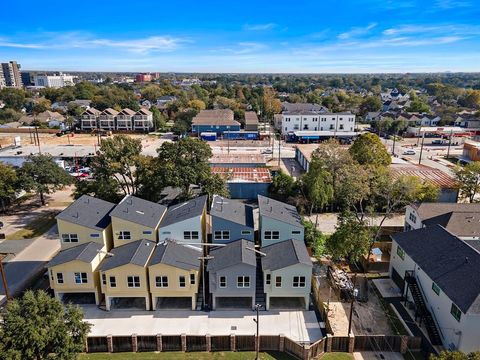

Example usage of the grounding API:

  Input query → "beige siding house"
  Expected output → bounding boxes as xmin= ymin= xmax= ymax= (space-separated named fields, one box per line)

xmin=148 ymin=241 xmax=201 ymax=310
xmin=56 ymin=195 xmax=116 ymax=250
xmin=47 ymin=242 xmax=106 ymax=305
xmin=99 ymin=239 xmax=156 ymax=311
xmin=110 ymin=195 xmax=166 ymax=247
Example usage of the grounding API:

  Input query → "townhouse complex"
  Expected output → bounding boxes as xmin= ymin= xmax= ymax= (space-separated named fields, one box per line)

xmin=47 ymin=193 xmax=313 ymax=312
xmin=80 ymin=107 xmax=153 ymax=131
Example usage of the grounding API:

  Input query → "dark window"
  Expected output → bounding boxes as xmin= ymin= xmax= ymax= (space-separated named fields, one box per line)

xmin=74 ymin=272 xmax=88 ymax=284
xmin=56 ymin=273 xmax=64 ymax=284
xmin=265 ymin=274 xmax=271 ymax=285
xmin=179 ymin=276 xmax=186 ymax=288
xmin=190 ymin=274 xmax=196 ymax=285
xmin=109 ymin=276 xmax=116 ymax=287
xmin=127 ymin=275 xmax=140 ymax=288
xmin=293 ymin=276 xmax=306 ymax=288
xmin=451 ymin=303 xmax=462 ymax=322
xmin=275 ymin=276 xmax=282 ymax=288
xmin=219 ymin=276 xmax=227 ymax=288
xmin=155 ymin=276 xmax=168 ymax=287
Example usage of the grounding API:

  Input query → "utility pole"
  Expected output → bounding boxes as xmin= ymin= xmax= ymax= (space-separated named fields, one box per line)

xmin=278 ymin=134 xmax=281 ymax=167
xmin=418 ymin=132 xmax=425 ymax=165
xmin=253 ymin=304 xmax=261 ymax=359
xmin=227 ymin=126 xmax=230 ymax=154
xmin=446 ymin=129 xmax=453 ymax=159
xmin=34 ymin=124 xmax=41 ymax=154
xmin=392 ymin=130 xmax=397 ymax=156
xmin=347 ymin=274 xmax=357 ymax=336
xmin=0 ymin=254 xmax=11 ymax=301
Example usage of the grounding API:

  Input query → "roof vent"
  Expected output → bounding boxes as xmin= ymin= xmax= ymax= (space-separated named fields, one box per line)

xmin=136 ymin=210 xmax=144 ymax=215
xmin=465 ymin=257 xmax=469 ymax=263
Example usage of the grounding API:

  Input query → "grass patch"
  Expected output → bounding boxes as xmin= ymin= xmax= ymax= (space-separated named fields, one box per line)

xmin=320 ymin=353 xmax=354 ymax=360
xmin=80 ymin=352 xmax=294 ymax=360
xmin=6 ymin=212 xmax=57 ymax=240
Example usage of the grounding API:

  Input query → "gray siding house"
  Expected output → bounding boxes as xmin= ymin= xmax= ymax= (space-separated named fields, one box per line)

xmin=210 ymin=195 xmax=255 ymax=244
xmin=207 ymin=239 xmax=257 ymax=309
xmin=261 ymin=240 xmax=313 ymax=310
xmin=258 ymin=195 xmax=304 ymax=247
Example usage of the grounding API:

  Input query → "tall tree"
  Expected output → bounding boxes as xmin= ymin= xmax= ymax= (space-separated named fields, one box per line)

xmin=18 ymin=154 xmax=72 ymax=205
xmin=326 ymin=211 xmax=372 ymax=263
xmin=349 ymin=133 xmax=391 ymax=167
xmin=302 ymin=158 xmax=334 ymax=215
xmin=454 ymin=162 xmax=480 ymax=203
xmin=359 ymin=95 xmax=382 ymax=115
xmin=0 ymin=290 xmax=90 ymax=360
xmin=0 ymin=162 xmax=18 ymax=212
xmin=269 ymin=170 xmax=297 ymax=202
xmin=262 ymin=87 xmax=282 ymax=120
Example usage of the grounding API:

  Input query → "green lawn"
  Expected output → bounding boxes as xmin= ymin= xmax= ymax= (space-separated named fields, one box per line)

xmin=319 ymin=353 xmax=354 ymax=360
xmin=6 ymin=211 xmax=57 ymax=240
xmin=80 ymin=351 xmax=295 ymax=360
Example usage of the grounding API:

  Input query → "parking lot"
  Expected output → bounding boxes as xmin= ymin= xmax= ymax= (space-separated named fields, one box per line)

xmin=81 ymin=306 xmax=322 ymax=343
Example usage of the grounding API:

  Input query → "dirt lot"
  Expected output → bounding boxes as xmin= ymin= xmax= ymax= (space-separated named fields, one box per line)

xmin=315 ymin=263 xmax=394 ymax=336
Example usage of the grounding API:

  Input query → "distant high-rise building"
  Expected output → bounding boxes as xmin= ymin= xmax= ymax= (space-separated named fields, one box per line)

xmin=33 ymin=73 xmax=75 ymax=88
xmin=21 ymin=71 xmax=32 ymax=86
xmin=1 ymin=61 xmax=23 ymax=88
xmin=135 ymin=73 xmax=153 ymax=82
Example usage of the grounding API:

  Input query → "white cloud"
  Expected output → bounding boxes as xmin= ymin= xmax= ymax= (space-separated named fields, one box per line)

xmin=243 ymin=23 xmax=276 ymax=31
xmin=338 ymin=23 xmax=377 ymax=40
xmin=435 ymin=0 xmax=471 ymax=9
xmin=0 ymin=32 xmax=188 ymax=53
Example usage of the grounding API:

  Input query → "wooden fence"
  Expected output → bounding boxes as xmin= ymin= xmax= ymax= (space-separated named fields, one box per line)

xmin=85 ymin=333 xmax=422 ymax=359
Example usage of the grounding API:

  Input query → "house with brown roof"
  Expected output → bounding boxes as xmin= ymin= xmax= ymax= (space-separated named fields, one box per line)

xmin=133 ymin=108 xmax=153 ymax=131
xmin=191 ymin=109 xmax=240 ymax=135
xmin=390 ymin=163 xmax=458 ymax=203
xmin=116 ymin=108 xmax=136 ymax=130
xmin=98 ymin=108 xmax=119 ymax=130
xmin=244 ymin=111 xmax=259 ymax=131
xmin=81 ymin=107 xmax=101 ymax=130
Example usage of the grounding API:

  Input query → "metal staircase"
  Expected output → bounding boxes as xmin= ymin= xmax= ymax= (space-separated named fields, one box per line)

xmin=405 ymin=271 xmax=442 ymax=345
xmin=255 ymin=256 xmax=266 ymax=309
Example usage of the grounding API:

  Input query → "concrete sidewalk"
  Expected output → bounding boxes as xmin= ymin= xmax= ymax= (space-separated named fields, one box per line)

xmin=82 ymin=306 xmax=322 ymax=343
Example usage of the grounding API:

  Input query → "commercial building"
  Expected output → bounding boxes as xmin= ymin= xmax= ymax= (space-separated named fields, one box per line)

xmin=33 ymin=73 xmax=75 ymax=88
xmin=390 ymin=225 xmax=480 ymax=352
xmin=211 ymin=167 xmax=272 ymax=199
xmin=244 ymin=111 xmax=259 ymax=131
xmin=1 ymin=61 xmax=22 ymax=88
xmin=192 ymin=109 xmax=240 ymax=135
xmin=462 ymin=141 xmax=480 ymax=162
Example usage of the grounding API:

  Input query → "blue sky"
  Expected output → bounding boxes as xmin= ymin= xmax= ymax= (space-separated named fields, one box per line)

xmin=1 ymin=0 xmax=480 ymax=73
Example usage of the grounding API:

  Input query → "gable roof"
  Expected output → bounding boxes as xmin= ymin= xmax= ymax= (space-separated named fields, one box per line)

xmin=99 ymin=239 xmax=156 ymax=271
xmin=392 ymin=225 xmax=480 ymax=314
xmin=110 ymin=195 xmax=166 ymax=228
xmin=47 ymin=242 xmax=103 ymax=267
xmin=192 ymin=109 xmax=239 ymax=126
xmin=136 ymin=108 xmax=152 ymax=115
xmin=244 ymin=111 xmax=259 ymax=125
xmin=390 ymin=164 xmax=457 ymax=189
xmin=118 ymin=108 xmax=136 ymax=116
xmin=55 ymin=195 xmax=116 ymax=231
xmin=413 ymin=202 xmax=480 ymax=220
xmin=83 ymin=107 xmax=101 ymax=116
xmin=160 ymin=195 xmax=207 ymax=227
xmin=149 ymin=241 xmax=201 ymax=270
xmin=258 ymin=195 xmax=302 ymax=227
xmin=261 ymin=239 xmax=312 ymax=271
xmin=101 ymin=108 xmax=119 ymax=116
xmin=210 ymin=195 xmax=254 ymax=228
xmin=207 ymin=239 xmax=256 ymax=272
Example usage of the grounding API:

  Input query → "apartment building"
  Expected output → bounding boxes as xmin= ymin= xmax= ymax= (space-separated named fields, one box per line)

xmin=1 ymin=61 xmax=22 ymax=88
xmin=281 ymin=110 xmax=356 ymax=135
xmin=133 ymin=108 xmax=153 ymax=131
xmin=116 ymin=108 xmax=136 ymax=130
xmin=33 ymin=73 xmax=75 ymax=88
xmin=80 ymin=108 xmax=101 ymax=130
xmin=98 ymin=108 xmax=119 ymax=130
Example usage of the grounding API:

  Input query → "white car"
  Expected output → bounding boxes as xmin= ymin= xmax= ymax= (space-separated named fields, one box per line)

xmin=402 ymin=149 xmax=416 ymax=155
xmin=261 ymin=149 xmax=273 ymax=154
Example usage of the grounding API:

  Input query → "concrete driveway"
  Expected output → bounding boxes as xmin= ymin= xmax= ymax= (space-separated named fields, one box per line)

xmin=81 ymin=306 xmax=322 ymax=343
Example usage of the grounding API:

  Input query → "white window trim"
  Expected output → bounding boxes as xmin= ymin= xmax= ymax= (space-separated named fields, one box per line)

xmin=155 ymin=276 xmax=168 ymax=288
xmin=74 ymin=272 xmax=88 ymax=284
xmin=127 ymin=275 xmax=141 ymax=288
xmin=275 ymin=276 xmax=282 ymax=288
xmin=293 ymin=276 xmax=306 ymax=288
xmin=219 ymin=276 xmax=227 ymax=288
xmin=237 ymin=276 xmax=250 ymax=288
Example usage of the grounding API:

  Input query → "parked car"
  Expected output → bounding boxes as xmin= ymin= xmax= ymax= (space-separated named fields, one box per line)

xmin=261 ymin=148 xmax=273 ymax=154
xmin=432 ymin=139 xmax=445 ymax=145
xmin=403 ymin=149 xmax=416 ymax=155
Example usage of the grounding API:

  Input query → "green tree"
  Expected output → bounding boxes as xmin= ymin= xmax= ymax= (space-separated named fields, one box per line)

xmin=303 ymin=219 xmax=327 ymax=256
xmin=349 ymin=133 xmax=391 ymax=167
xmin=0 ymin=108 xmax=22 ymax=125
xmin=302 ymin=159 xmax=334 ymax=215
xmin=141 ymin=84 xmax=164 ymax=102
xmin=262 ymin=87 xmax=282 ymax=120
xmin=431 ymin=351 xmax=480 ymax=360
xmin=0 ymin=88 xmax=26 ymax=111
xmin=18 ymin=154 xmax=72 ymax=205
xmin=150 ymin=106 xmax=166 ymax=131
xmin=359 ymin=95 xmax=382 ymax=115
xmin=33 ymin=98 xmax=52 ymax=114
xmin=454 ymin=162 xmax=480 ymax=203
xmin=407 ymin=98 xmax=431 ymax=113
xmin=187 ymin=99 xmax=206 ymax=111
xmin=269 ymin=170 xmax=297 ymax=201
xmin=0 ymin=290 xmax=90 ymax=360
xmin=458 ymin=89 xmax=480 ymax=109
xmin=0 ymin=162 xmax=18 ymax=212
xmin=75 ymin=135 xmax=145 ymax=201
xmin=326 ymin=211 xmax=372 ymax=263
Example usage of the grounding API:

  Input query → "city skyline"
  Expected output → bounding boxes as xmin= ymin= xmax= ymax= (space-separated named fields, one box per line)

xmin=1 ymin=0 xmax=480 ymax=73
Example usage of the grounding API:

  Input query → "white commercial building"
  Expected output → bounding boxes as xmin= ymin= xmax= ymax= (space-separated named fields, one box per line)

xmin=280 ymin=110 xmax=355 ymax=135
xmin=33 ymin=73 xmax=75 ymax=88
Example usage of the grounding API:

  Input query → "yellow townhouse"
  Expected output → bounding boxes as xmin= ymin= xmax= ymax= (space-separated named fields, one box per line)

xmin=99 ymin=239 xmax=156 ymax=311
xmin=110 ymin=195 xmax=167 ymax=247
xmin=56 ymin=195 xmax=116 ymax=250
xmin=148 ymin=241 xmax=201 ymax=310
xmin=47 ymin=241 xmax=106 ymax=305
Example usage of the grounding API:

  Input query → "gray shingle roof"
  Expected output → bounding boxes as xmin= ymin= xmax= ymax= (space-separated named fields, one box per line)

xmin=47 ymin=242 xmax=103 ymax=267
xmin=149 ymin=241 xmax=201 ymax=270
xmin=392 ymin=225 xmax=480 ymax=314
xmin=258 ymin=195 xmax=302 ymax=227
xmin=110 ymin=195 xmax=166 ymax=228
xmin=261 ymin=239 xmax=312 ymax=271
xmin=99 ymin=239 xmax=156 ymax=271
xmin=160 ymin=195 xmax=207 ymax=227
xmin=210 ymin=195 xmax=254 ymax=228
xmin=55 ymin=195 xmax=116 ymax=231
xmin=207 ymin=239 xmax=256 ymax=272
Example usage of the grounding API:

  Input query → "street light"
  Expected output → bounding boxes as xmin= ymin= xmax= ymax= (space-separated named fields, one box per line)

xmin=253 ymin=303 xmax=262 ymax=359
